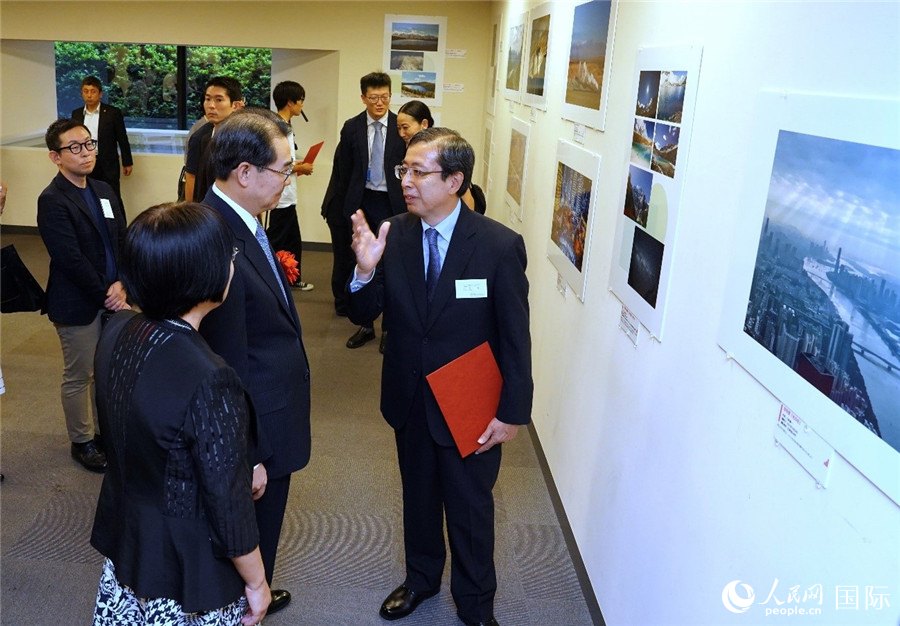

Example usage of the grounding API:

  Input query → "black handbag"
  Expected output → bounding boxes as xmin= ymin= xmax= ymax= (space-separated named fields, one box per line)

xmin=1 ymin=244 xmax=46 ymax=313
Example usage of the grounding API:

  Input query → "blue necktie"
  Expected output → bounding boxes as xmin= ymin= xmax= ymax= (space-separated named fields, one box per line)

xmin=425 ymin=228 xmax=442 ymax=303
xmin=369 ymin=121 xmax=384 ymax=187
xmin=254 ymin=224 xmax=289 ymax=305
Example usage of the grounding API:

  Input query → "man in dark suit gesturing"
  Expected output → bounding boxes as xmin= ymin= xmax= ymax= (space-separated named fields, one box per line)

xmin=198 ymin=109 xmax=311 ymax=616
xmin=323 ymin=71 xmax=406 ymax=347
xmin=71 ymin=76 xmax=133 ymax=209
xmin=349 ymin=128 xmax=533 ymax=626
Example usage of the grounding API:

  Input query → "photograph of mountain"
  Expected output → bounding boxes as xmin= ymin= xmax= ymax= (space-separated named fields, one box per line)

xmin=631 ymin=118 xmax=654 ymax=169
xmin=744 ymin=130 xmax=900 ymax=455
xmin=551 ymin=162 xmax=593 ymax=272
xmin=526 ymin=13 xmax=550 ymax=97
xmin=565 ymin=0 xmax=613 ymax=110
xmin=506 ymin=22 xmax=525 ymax=92
xmin=623 ymin=164 xmax=652 ymax=227
xmin=651 ymin=122 xmax=679 ymax=177
xmin=628 ymin=226 xmax=664 ymax=308
xmin=657 ymin=70 xmax=687 ymax=123
xmin=635 ymin=71 xmax=660 ymax=118
xmin=391 ymin=22 xmax=439 ymax=52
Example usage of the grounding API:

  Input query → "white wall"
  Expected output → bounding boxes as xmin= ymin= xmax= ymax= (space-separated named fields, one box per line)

xmin=485 ymin=1 xmax=900 ymax=624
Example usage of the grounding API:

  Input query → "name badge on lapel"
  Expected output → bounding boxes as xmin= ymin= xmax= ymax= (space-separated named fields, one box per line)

xmin=456 ymin=279 xmax=487 ymax=299
xmin=100 ymin=198 xmax=115 ymax=219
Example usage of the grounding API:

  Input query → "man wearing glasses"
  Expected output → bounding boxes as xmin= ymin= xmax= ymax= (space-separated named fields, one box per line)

xmin=37 ymin=119 xmax=129 ymax=473
xmin=322 ymin=71 xmax=406 ymax=350
xmin=198 ymin=108 xmax=312 ymax=618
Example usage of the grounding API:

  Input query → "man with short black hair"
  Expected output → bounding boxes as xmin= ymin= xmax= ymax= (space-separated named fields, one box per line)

xmin=266 ymin=80 xmax=314 ymax=290
xmin=183 ymin=76 xmax=244 ymax=203
xmin=71 ymin=76 xmax=133 ymax=209
xmin=198 ymin=108 xmax=311 ymax=617
xmin=37 ymin=118 xmax=130 ymax=473
xmin=349 ymin=128 xmax=533 ymax=626
xmin=322 ymin=71 xmax=406 ymax=348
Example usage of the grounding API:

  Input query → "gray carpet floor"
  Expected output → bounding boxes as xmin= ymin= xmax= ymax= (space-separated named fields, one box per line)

xmin=0 ymin=232 xmax=596 ymax=625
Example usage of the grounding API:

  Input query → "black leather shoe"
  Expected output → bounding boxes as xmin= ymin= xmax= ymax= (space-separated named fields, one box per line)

xmin=463 ymin=619 xmax=499 ymax=626
xmin=268 ymin=589 xmax=291 ymax=615
xmin=379 ymin=584 xmax=438 ymax=620
xmin=346 ymin=326 xmax=376 ymax=349
xmin=379 ymin=332 xmax=387 ymax=354
xmin=71 ymin=441 xmax=107 ymax=473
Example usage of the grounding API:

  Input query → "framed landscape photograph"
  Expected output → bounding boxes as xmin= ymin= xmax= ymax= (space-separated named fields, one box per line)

xmin=503 ymin=13 xmax=527 ymax=101
xmin=546 ymin=141 xmax=601 ymax=301
xmin=505 ymin=117 xmax=530 ymax=222
xmin=609 ymin=45 xmax=702 ymax=340
xmin=522 ymin=3 xmax=552 ymax=110
xmin=719 ymin=92 xmax=900 ymax=505
xmin=383 ymin=15 xmax=447 ymax=106
xmin=560 ymin=0 xmax=618 ymax=131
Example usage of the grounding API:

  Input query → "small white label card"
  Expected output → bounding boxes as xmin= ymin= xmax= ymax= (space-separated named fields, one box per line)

xmin=774 ymin=404 xmax=835 ymax=488
xmin=100 ymin=198 xmax=115 ymax=219
xmin=446 ymin=48 xmax=467 ymax=58
xmin=619 ymin=303 xmax=640 ymax=346
xmin=443 ymin=83 xmax=464 ymax=93
xmin=456 ymin=279 xmax=487 ymax=298
xmin=556 ymin=272 xmax=567 ymax=296
xmin=573 ymin=123 xmax=586 ymax=145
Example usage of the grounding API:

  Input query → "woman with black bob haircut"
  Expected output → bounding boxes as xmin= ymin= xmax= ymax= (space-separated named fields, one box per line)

xmin=395 ymin=100 xmax=486 ymax=215
xmin=90 ymin=202 xmax=271 ymax=626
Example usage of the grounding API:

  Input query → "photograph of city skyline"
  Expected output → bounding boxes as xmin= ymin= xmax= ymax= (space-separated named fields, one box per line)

xmin=744 ymin=130 xmax=900 ymax=455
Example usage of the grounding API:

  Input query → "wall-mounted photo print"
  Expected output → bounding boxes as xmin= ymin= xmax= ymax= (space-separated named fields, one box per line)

xmin=546 ymin=141 xmax=601 ymax=301
xmin=561 ymin=0 xmax=618 ymax=131
xmin=719 ymin=91 xmax=900 ymax=505
xmin=505 ymin=118 xmax=530 ymax=220
xmin=383 ymin=15 xmax=446 ymax=106
xmin=609 ymin=45 xmax=702 ymax=340
xmin=523 ymin=3 xmax=553 ymax=110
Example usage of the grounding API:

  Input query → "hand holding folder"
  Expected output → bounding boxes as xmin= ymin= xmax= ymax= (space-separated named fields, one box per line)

xmin=426 ymin=342 xmax=503 ymax=457
xmin=301 ymin=140 xmax=325 ymax=165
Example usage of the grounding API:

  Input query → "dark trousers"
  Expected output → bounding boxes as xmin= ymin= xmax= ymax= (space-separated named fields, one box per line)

xmin=326 ymin=212 xmax=354 ymax=315
xmin=254 ymin=473 xmax=292 ymax=584
xmin=395 ymin=389 xmax=501 ymax=624
xmin=266 ymin=204 xmax=303 ymax=284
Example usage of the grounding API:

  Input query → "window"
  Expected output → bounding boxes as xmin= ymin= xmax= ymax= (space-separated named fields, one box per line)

xmin=55 ymin=42 xmax=272 ymax=130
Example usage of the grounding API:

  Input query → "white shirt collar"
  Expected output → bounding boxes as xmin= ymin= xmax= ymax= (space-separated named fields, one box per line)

xmin=212 ymin=183 xmax=259 ymax=234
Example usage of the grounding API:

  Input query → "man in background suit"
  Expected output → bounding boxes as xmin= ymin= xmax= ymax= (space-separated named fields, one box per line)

xmin=198 ymin=108 xmax=311 ymax=616
xmin=348 ymin=128 xmax=533 ymax=626
xmin=322 ymin=71 xmax=406 ymax=349
xmin=71 ymin=76 xmax=133 ymax=209
xmin=37 ymin=118 xmax=129 ymax=474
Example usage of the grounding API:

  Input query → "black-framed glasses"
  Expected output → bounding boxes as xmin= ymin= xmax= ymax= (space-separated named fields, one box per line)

xmin=365 ymin=94 xmax=391 ymax=103
xmin=55 ymin=139 xmax=98 ymax=155
xmin=394 ymin=165 xmax=443 ymax=180
xmin=257 ymin=163 xmax=294 ymax=182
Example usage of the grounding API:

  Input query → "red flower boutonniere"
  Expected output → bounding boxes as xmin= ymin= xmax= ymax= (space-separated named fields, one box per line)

xmin=275 ymin=250 xmax=300 ymax=284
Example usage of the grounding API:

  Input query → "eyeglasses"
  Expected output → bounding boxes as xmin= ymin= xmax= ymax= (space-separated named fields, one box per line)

xmin=365 ymin=94 xmax=391 ymax=103
xmin=56 ymin=139 xmax=98 ymax=155
xmin=394 ymin=165 xmax=443 ymax=180
xmin=257 ymin=163 xmax=294 ymax=182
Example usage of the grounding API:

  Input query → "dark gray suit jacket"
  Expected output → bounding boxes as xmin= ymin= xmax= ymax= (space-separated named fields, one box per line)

xmin=349 ymin=206 xmax=533 ymax=445
xmin=198 ymin=188 xmax=311 ymax=479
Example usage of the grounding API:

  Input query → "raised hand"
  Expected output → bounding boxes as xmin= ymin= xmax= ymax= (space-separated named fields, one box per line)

xmin=350 ymin=209 xmax=391 ymax=279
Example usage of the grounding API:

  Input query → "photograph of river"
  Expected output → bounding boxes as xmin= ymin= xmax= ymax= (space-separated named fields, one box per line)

xmin=743 ymin=130 xmax=900 ymax=455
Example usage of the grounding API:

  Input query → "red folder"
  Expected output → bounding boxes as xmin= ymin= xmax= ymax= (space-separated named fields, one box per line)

xmin=426 ymin=341 xmax=503 ymax=457
xmin=301 ymin=140 xmax=325 ymax=164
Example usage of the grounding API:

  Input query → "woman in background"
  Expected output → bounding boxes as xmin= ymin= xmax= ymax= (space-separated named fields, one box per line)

xmin=396 ymin=100 xmax=486 ymax=215
xmin=90 ymin=202 xmax=270 ymax=626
